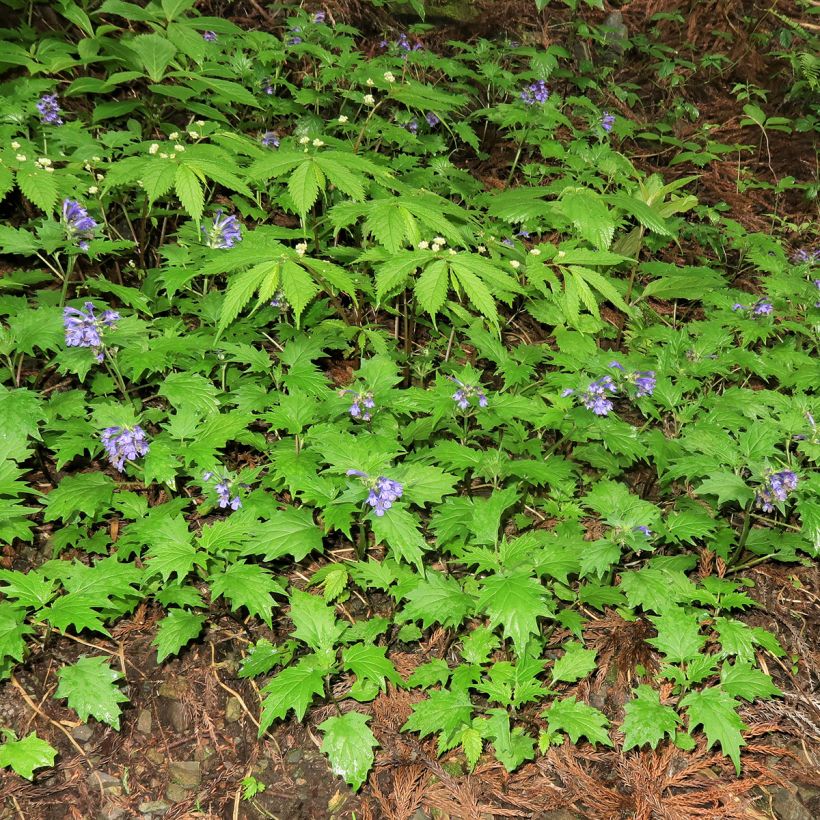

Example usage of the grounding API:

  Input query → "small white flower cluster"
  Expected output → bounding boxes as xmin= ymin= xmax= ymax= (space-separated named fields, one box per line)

xmin=295 ymin=241 xmax=308 ymax=256
xmin=36 ymin=157 xmax=54 ymax=172
xmin=418 ymin=236 xmax=448 ymax=252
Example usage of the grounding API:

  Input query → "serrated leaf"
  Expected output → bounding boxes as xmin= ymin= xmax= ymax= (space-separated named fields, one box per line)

xmin=460 ymin=725 xmax=483 ymax=771
xmin=42 ymin=473 xmax=114 ymax=523
xmin=647 ymin=607 xmax=706 ymax=663
xmin=145 ymin=515 xmax=203 ymax=583
xmin=55 ymin=656 xmax=128 ymax=729
xmin=401 ymin=570 xmax=473 ymax=630
xmin=697 ymin=472 xmax=755 ymax=508
xmin=622 ymin=684 xmax=679 ymax=750
xmin=0 ymin=732 xmax=57 ymax=780
xmin=289 ymin=588 xmax=344 ymax=652
xmin=370 ymin=506 xmax=428 ymax=570
xmin=242 ymin=506 xmax=323 ymax=562
xmin=0 ymin=603 xmax=33 ymax=664
xmin=680 ymin=686 xmax=747 ymax=773
xmin=175 ymin=163 xmax=204 ymax=222
xmin=720 ymin=661 xmax=781 ymax=701
xmin=209 ymin=562 xmax=285 ymax=627
xmin=258 ymin=655 xmax=326 ymax=732
xmin=319 ymin=711 xmax=378 ymax=791
xmin=153 ymin=608 xmax=205 ymax=662
xmin=41 ymin=594 xmax=110 ymax=635
xmin=543 ymin=697 xmax=613 ymax=747
xmin=560 ymin=189 xmax=614 ymax=250
xmin=477 ymin=570 xmax=553 ymax=654
xmin=132 ymin=32 xmax=177 ymax=81
xmin=279 ymin=258 xmax=318 ymax=327
xmin=551 ymin=641 xmax=597 ymax=683
xmin=414 ymin=260 xmax=450 ymax=317
xmin=159 ymin=372 xmax=220 ymax=415
xmin=401 ymin=686 xmax=473 ymax=752
xmin=16 ymin=168 xmax=57 ymax=214
xmin=288 ymin=159 xmax=324 ymax=218
xmin=343 ymin=643 xmax=401 ymax=692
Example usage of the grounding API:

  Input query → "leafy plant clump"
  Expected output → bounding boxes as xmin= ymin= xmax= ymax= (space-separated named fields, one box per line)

xmin=0 ymin=0 xmax=817 ymax=795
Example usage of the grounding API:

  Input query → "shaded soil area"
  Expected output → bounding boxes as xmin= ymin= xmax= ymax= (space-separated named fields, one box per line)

xmin=1 ymin=560 xmax=818 ymax=818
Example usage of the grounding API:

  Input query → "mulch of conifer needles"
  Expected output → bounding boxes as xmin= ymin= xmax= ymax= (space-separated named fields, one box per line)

xmin=1 ymin=1 xmax=819 ymax=818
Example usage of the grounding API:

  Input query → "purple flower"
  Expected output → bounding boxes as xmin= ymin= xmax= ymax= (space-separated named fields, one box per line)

xmin=601 ymin=112 xmax=615 ymax=132
xmin=449 ymin=376 xmax=488 ymax=411
xmin=425 ymin=112 xmax=440 ymax=128
xmin=608 ymin=360 xmax=624 ymax=370
xmin=633 ymin=526 xmax=652 ymax=537
xmin=262 ymin=82 xmax=274 ymax=95
xmin=37 ymin=94 xmax=63 ymax=125
xmin=580 ymin=375 xmax=617 ymax=416
xmin=345 ymin=389 xmax=375 ymax=421
xmin=633 ymin=371 xmax=656 ymax=398
xmin=288 ymin=26 xmax=302 ymax=45
xmin=203 ymin=210 xmax=242 ymax=249
xmin=347 ymin=470 xmax=403 ymax=516
xmin=62 ymin=198 xmax=97 ymax=250
xmin=270 ymin=290 xmax=287 ymax=309
xmin=397 ymin=33 xmax=411 ymax=52
xmin=204 ymin=471 xmax=242 ymax=511
xmin=732 ymin=303 xmax=745 ymax=311
xmin=792 ymin=248 xmax=819 ymax=264
xmin=101 ymin=425 xmax=149 ymax=472
xmin=261 ymin=131 xmax=280 ymax=148
xmin=407 ymin=119 xmax=419 ymax=134
xmin=501 ymin=238 xmax=515 ymax=247
xmin=314 ymin=11 xmax=326 ymax=23
xmin=63 ymin=301 xmax=119 ymax=362
xmin=516 ymin=229 xmax=530 ymax=238
xmin=520 ymin=80 xmax=549 ymax=105
xmin=203 ymin=31 xmax=217 ymax=41
xmin=755 ymin=469 xmax=798 ymax=512
xmin=752 ymin=299 xmax=773 ymax=315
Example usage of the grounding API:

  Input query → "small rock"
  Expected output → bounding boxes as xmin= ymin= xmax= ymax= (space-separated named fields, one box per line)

xmin=137 ymin=709 xmax=152 ymax=734
xmin=225 ymin=697 xmax=242 ymax=722
xmin=138 ymin=800 xmax=170 ymax=814
xmin=169 ymin=760 xmax=201 ymax=788
xmin=72 ymin=724 xmax=94 ymax=743
xmin=165 ymin=783 xmax=189 ymax=803
xmin=285 ymin=749 xmax=303 ymax=765
xmin=146 ymin=748 xmax=164 ymax=766
xmin=98 ymin=805 xmax=128 ymax=820
xmin=158 ymin=677 xmax=187 ymax=699
xmin=770 ymin=787 xmax=812 ymax=820
xmin=156 ymin=698 xmax=191 ymax=733
xmin=87 ymin=770 xmax=121 ymax=795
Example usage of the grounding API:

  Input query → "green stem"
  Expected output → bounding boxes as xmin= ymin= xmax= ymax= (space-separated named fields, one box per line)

xmin=729 ymin=501 xmax=754 ymax=566
xmin=58 ymin=255 xmax=76 ymax=308
xmin=506 ymin=127 xmax=531 ymax=186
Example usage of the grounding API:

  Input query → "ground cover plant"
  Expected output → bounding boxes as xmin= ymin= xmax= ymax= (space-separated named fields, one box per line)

xmin=0 ymin=0 xmax=818 ymax=817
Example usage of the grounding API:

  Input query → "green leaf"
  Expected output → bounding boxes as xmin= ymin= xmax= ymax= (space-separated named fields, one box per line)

xmin=0 ymin=732 xmax=57 ymax=780
xmin=414 ymin=260 xmax=450 ymax=318
xmin=720 ymin=661 xmax=782 ymax=702
xmin=551 ymin=641 xmax=597 ymax=683
xmin=0 ymin=603 xmax=33 ymax=665
xmin=288 ymin=159 xmax=324 ymax=218
xmin=0 ymin=571 xmax=55 ymax=609
xmin=288 ymin=588 xmax=344 ymax=653
xmin=401 ymin=570 xmax=473 ymax=630
xmin=279 ymin=258 xmax=319 ymax=328
xmin=397 ymin=464 xmax=457 ymax=506
xmin=370 ymin=506 xmax=428 ymax=570
xmin=42 ymin=594 xmax=110 ymax=635
xmin=543 ymin=697 xmax=613 ymax=747
xmin=460 ymin=725 xmax=483 ymax=771
xmin=258 ymin=655 xmax=326 ymax=732
xmin=242 ymin=506 xmax=323 ymax=562
xmin=175 ymin=163 xmax=204 ymax=222
xmin=239 ymin=638 xmax=296 ymax=679
xmin=16 ymin=168 xmax=57 ymax=214
xmin=401 ymin=686 xmax=474 ymax=752
xmin=145 ymin=515 xmax=203 ymax=583
xmin=209 ymin=562 xmax=285 ymax=628
xmin=697 ymin=472 xmax=755 ymax=508
xmin=477 ymin=570 xmax=553 ymax=654
xmin=42 ymin=473 xmax=114 ymax=523
xmin=481 ymin=708 xmax=536 ymax=771
xmin=132 ymin=32 xmax=177 ymax=82
xmin=319 ymin=711 xmax=378 ymax=791
xmin=55 ymin=656 xmax=128 ymax=729
xmin=153 ymin=608 xmax=205 ymax=662
xmin=560 ymin=189 xmax=614 ymax=250
xmin=647 ymin=607 xmax=706 ymax=663
xmin=343 ymin=643 xmax=401 ymax=691
xmin=622 ymin=684 xmax=679 ymax=750
xmin=159 ymin=372 xmax=220 ymax=415
xmin=680 ymin=686 xmax=747 ymax=773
